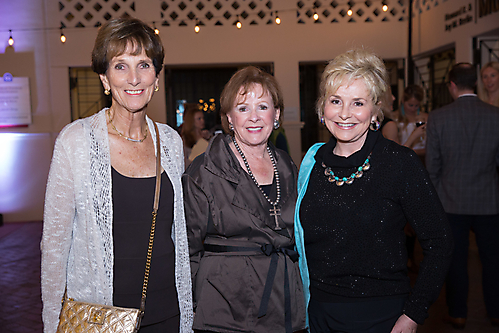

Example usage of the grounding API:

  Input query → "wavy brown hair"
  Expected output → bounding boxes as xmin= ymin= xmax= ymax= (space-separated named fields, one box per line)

xmin=220 ymin=66 xmax=284 ymax=134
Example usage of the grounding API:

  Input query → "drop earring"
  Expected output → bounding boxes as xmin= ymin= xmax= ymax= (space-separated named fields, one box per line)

xmin=370 ymin=119 xmax=381 ymax=131
xmin=229 ymin=123 xmax=234 ymax=131
xmin=273 ymin=119 xmax=280 ymax=130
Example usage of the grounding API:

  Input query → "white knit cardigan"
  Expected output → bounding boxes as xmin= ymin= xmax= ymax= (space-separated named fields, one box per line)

xmin=41 ymin=109 xmax=193 ymax=333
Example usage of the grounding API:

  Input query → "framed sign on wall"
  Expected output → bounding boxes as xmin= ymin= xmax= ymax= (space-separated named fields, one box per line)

xmin=0 ymin=73 xmax=32 ymax=127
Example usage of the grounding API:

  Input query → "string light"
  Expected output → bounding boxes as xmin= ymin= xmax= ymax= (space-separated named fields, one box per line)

xmin=194 ymin=19 xmax=200 ymax=33
xmin=7 ymin=1 xmax=399 ymax=39
xmin=382 ymin=1 xmax=388 ymax=11
xmin=60 ymin=27 xmax=66 ymax=43
xmin=8 ymin=30 xmax=14 ymax=46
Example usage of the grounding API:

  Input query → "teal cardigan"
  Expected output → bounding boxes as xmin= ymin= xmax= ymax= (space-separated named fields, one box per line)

xmin=294 ymin=142 xmax=324 ymax=327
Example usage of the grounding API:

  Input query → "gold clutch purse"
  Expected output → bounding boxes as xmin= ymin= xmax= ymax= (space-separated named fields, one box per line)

xmin=56 ymin=122 xmax=162 ymax=333
xmin=57 ymin=299 xmax=142 ymax=333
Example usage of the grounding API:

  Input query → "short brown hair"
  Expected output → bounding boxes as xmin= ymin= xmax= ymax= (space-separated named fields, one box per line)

xmin=220 ymin=66 xmax=284 ymax=134
xmin=91 ymin=17 xmax=164 ymax=76
xmin=316 ymin=49 xmax=389 ymax=123
xmin=448 ymin=63 xmax=477 ymax=91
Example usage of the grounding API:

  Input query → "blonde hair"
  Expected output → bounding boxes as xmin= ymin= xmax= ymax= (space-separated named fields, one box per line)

xmin=478 ymin=61 xmax=499 ymax=107
xmin=316 ymin=49 xmax=390 ymax=123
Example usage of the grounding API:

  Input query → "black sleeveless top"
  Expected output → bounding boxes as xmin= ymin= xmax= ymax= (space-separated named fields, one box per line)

xmin=112 ymin=167 xmax=179 ymax=326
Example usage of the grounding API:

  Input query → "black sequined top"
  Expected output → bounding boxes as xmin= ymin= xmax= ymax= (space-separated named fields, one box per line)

xmin=300 ymin=130 xmax=453 ymax=324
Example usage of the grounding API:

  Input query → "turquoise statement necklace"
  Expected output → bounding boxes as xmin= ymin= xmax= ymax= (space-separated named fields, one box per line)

xmin=321 ymin=153 xmax=372 ymax=186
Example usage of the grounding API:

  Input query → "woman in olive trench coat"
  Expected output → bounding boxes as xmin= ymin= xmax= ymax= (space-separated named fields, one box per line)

xmin=182 ymin=66 xmax=306 ymax=333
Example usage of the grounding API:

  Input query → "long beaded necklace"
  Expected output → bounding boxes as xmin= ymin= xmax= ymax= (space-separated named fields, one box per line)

xmin=232 ymin=137 xmax=282 ymax=230
xmin=322 ymin=153 xmax=372 ymax=186
xmin=107 ymin=109 xmax=148 ymax=143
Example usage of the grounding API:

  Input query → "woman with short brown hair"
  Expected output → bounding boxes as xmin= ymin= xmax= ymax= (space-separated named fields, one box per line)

xmin=183 ymin=66 xmax=306 ymax=333
xmin=41 ymin=17 xmax=193 ymax=333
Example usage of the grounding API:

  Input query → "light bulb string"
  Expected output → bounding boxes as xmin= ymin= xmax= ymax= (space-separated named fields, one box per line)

xmin=4 ymin=0 xmax=395 ymax=36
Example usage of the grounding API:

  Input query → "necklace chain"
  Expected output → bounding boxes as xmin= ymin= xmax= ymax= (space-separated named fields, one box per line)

xmin=322 ymin=153 xmax=372 ymax=186
xmin=107 ymin=109 xmax=148 ymax=143
xmin=232 ymin=137 xmax=282 ymax=230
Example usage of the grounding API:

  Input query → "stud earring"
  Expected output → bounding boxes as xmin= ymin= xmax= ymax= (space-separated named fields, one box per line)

xmin=273 ymin=119 xmax=280 ymax=130
xmin=154 ymin=86 xmax=159 ymax=92
xmin=104 ymin=89 xmax=110 ymax=96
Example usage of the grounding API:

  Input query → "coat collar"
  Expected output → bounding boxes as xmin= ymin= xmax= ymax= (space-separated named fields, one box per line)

xmin=203 ymin=134 xmax=295 ymax=235
xmin=203 ymin=134 xmax=242 ymax=183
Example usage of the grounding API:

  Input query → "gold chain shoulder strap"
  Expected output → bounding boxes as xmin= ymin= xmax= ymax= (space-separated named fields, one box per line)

xmin=139 ymin=121 xmax=162 ymax=312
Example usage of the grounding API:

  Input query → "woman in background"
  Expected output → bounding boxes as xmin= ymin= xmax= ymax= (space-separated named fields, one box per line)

xmin=479 ymin=61 xmax=499 ymax=107
xmin=41 ymin=17 xmax=193 ymax=333
xmin=397 ymin=85 xmax=427 ymax=160
xmin=294 ymin=49 xmax=452 ymax=333
xmin=181 ymin=104 xmax=211 ymax=168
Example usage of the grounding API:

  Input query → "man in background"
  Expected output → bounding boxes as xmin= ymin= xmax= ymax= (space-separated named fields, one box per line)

xmin=426 ymin=63 xmax=499 ymax=329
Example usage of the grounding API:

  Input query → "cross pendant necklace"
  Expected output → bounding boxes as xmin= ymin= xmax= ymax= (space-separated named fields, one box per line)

xmin=269 ymin=205 xmax=282 ymax=230
xmin=232 ymin=137 xmax=282 ymax=230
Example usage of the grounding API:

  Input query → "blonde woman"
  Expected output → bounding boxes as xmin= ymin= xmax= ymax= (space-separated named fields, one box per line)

xmin=294 ymin=49 xmax=452 ymax=333
xmin=479 ymin=61 xmax=499 ymax=107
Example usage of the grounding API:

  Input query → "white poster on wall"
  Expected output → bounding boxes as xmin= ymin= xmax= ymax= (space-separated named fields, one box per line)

xmin=0 ymin=73 xmax=32 ymax=127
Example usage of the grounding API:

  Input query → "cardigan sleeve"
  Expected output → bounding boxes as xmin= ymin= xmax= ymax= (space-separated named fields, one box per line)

xmin=155 ymin=121 xmax=194 ymax=332
xmin=397 ymin=150 xmax=453 ymax=324
xmin=41 ymin=133 xmax=77 ymax=333
xmin=181 ymin=165 xmax=210 ymax=308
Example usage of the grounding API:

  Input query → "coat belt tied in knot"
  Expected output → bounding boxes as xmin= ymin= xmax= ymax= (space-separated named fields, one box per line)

xmin=203 ymin=242 xmax=298 ymax=333
xmin=258 ymin=244 xmax=298 ymax=333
